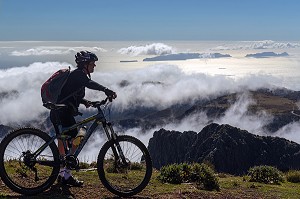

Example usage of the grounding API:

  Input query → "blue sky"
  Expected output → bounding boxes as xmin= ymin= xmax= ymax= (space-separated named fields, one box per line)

xmin=0 ymin=0 xmax=299 ymax=41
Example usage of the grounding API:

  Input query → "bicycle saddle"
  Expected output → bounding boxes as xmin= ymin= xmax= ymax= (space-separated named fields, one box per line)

xmin=43 ymin=102 xmax=67 ymax=110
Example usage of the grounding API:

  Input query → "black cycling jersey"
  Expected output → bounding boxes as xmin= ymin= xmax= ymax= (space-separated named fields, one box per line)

xmin=51 ymin=68 xmax=106 ymax=137
xmin=58 ymin=68 xmax=106 ymax=111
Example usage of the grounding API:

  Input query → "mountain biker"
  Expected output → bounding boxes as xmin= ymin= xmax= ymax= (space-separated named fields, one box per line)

xmin=50 ymin=51 xmax=117 ymax=187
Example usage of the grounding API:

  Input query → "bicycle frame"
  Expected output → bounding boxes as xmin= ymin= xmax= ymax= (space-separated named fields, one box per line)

xmin=33 ymin=99 xmax=126 ymax=167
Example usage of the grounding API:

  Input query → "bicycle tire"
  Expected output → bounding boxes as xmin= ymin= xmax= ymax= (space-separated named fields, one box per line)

xmin=97 ymin=135 xmax=152 ymax=197
xmin=0 ymin=127 xmax=60 ymax=195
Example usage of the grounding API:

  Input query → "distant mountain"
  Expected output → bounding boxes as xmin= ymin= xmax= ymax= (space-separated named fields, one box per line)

xmin=245 ymin=52 xmax=289 ymax=58
xmin=143 ymin=53 xmax=231 ymax=61
xmin=148 ymin=123 xmax=300 ymax=175
xmin=103 ymin=87 xmax=300 ymax=133
xmin=177 ymin=88 xmax=300 ymax=132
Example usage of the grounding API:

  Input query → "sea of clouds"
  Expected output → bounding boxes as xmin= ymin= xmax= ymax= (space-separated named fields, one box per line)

xmin=1 ymin=40 xmax=300 ymax=160
xmin=0 ymin=61 xmax=299 ymax=143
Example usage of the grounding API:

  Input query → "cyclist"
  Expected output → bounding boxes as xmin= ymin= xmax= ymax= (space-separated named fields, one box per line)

xmin=50 ymin=51 xmax=117 ymax=187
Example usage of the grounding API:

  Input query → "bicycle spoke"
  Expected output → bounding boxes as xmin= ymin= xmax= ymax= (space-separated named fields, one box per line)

xmin=98 ymin=135 xmax=152 ymax=197
xmin=0 ymin=128 xmax=60 ymax=195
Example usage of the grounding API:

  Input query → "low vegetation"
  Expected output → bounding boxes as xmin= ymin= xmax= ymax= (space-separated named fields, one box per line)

xmin=1 ymin=162 xmax=300 ymax=198
xmin=248 ymin=165 xmax=284 ymax=184
xmin=286 ymin=170 xmax=300 ymax=183
xmin=158 ymin=163 xmax=220 ymax=191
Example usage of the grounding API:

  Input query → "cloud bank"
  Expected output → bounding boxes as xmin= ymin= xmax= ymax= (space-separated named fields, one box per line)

xmin=10 ymin=47 xmax=107 ymax=56
xmin=0 ymin=62 xmax=283 ymax=126
xmin=118 ymin=43 xmax=175 ymax=56
xmin=211 ymin=40 xmax=300 ymax=51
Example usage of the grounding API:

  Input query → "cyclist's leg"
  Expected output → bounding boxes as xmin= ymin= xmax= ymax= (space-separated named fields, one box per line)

xmin=50 ymin=110 xmax=66 ymax=180
xmin=51 ymin=109 xmax=83 ymax=186
xmin=50 ymin=109 xmax=77 ymax=154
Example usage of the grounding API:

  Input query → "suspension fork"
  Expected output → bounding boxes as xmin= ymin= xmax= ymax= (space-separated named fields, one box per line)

xmin=101 ymin=122 xmax=127 ymax=164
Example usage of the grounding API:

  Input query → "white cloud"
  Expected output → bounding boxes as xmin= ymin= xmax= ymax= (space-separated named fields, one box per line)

xmin=211 ymin=40 xmax=300 ymax=51
xmin=10 ymin=46 xmax=107 ymax=56
xmin=274 ymin=121 xmax=300 ymax=144
xmin=215 ymin=92 xmax=273 ymax=135
xmin=0 ymin=62 xmax=72 ymax=124
xmin=118 ymin=43 xmax=175 ymax=56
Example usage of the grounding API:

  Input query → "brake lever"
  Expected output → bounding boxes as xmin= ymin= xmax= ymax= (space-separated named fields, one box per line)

xmin=90 ymin=101 xmax=101 ymax=107
xmin=91 ymin=97 xmax=112 ymax=108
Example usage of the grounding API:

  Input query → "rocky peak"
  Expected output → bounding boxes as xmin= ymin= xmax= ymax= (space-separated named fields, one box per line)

xmin=148 ymin=123 xmax=300 ymax=175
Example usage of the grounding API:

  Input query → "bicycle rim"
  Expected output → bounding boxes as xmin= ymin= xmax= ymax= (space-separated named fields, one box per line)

xmin=97 ymin=135 xmax=152 ymax=197
xmin=0 ymin=128 xmax=60 ymax=195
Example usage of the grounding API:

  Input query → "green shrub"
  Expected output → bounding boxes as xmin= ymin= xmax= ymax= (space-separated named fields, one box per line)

xmin=191 ymin=163 xmax=220 ymax=191
xmin=158 ymin=163 xmax=183 ymax=184
xmin=286 ymin=170 xmax=300 ymax=183
xmin=158 ymin=163 xmax=220 ymax=191
xmin=248 ymin=165 xmax=284 ymax=184
xmin=179 ymin=163 xmax=192 ymax=182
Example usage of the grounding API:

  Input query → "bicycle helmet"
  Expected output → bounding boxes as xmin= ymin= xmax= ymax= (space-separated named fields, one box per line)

xmin=75 ymin=51 xmax=98 ymax=65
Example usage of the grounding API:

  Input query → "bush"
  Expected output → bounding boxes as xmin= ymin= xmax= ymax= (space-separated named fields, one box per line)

xmin=286 ymin=170 xmax=300 ymax=183
xmin=158 ymin=163 xmax=183 ymax=184
xmin=190 ymin=163 xmax=220 ymax=191
xmin=248 ymin=165 xmax=284 ymax=184
xmin=158 ymin=163 xmax=220 ymax=191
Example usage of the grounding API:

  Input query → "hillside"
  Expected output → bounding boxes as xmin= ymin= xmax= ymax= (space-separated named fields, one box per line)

xmin=1 ymin=87 xmax=299 ymax=136
xmin=114 ymin=87 xmax=300 ymax=133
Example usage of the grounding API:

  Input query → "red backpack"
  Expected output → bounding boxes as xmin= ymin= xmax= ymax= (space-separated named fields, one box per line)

xmin=41 ymin=67 xmax=71 ymax=104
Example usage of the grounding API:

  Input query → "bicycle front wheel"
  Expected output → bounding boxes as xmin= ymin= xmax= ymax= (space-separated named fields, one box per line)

xmin=97 ymin=135 xmax=152 ymax=197
xmin=0 ymin=128 xmax=60 ymax=195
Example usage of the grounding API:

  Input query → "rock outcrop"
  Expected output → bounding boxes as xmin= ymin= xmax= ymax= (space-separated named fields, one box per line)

xmin=148 ymin=123 xmax=300 ymax=175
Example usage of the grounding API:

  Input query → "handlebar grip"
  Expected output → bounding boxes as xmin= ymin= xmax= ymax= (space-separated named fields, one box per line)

xmin=90 ymin=97 xmax=110 ymax=108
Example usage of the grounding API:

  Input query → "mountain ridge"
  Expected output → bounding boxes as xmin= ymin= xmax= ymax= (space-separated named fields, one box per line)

xmin=148 ymin=123 xmax=300 ymax=175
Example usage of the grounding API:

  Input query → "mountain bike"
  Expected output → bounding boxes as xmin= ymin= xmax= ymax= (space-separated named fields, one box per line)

xmin=0 ymin=97 xmax=152 ymax=197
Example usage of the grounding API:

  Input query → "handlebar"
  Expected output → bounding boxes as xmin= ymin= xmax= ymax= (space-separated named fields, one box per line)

xmin=91 ymin=98 xmax=108 ymax=107
xmin=90 ymin=97 xmax=114 ymax=110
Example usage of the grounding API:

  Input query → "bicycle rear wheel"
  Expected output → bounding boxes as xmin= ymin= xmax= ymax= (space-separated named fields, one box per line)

xmin=97 ymin=135 xmax=152 ymax=197
xmin=0 ymin=128 xmax=60 ymax=195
